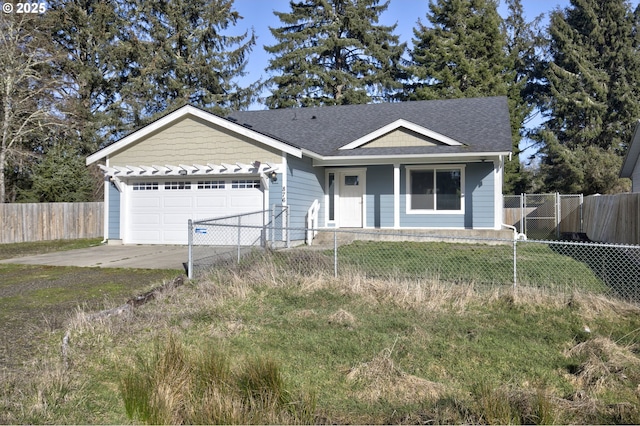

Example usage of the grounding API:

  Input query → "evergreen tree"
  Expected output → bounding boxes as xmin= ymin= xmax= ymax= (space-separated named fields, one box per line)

xmin=124 ymin=0 xmax=258 ymax=119
xmin=46 ymin=0 xmax=132 ymax=151
xmin=407 ymin=0 xmax=508 ymax=100
xmin=534 ymin=0 xmax=640 ymax=194
xmin=406 ymin=0 xmax=540 ymax=194
xmin=502 ymin=0 xmax=543 ymax=194
xmin=18 ymin=141 xmax=95 ymax=202
xmin=264 ymin=0 xmax=406 ymax=108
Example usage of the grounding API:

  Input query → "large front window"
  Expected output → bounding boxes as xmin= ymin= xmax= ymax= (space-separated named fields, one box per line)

xmin=407 ymin=166 xmax=463 ymax=212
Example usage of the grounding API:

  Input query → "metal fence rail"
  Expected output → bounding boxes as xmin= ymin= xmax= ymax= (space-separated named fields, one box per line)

xmin=188 ymin=206 xmax=288 ymax=278
xmin=503 ymin=193 xmax=583 ymax=240
xmin=188 ymin=223 xmax=640 ymax=304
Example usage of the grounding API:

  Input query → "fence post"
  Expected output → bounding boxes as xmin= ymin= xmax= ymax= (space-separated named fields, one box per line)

xmin=579 ymin=193 xmax=584 ymax=233
xmin=523 ymin=193 xmax=527 ymax=236
xmin=237 ymin=216 xmax=241 ymax=263
xmin=285 ymin=206 xmax=290 ymax=248
xmin=188 ymin=219 xmax=193 ymax=280
xmin=513 ymin=237 xmax=517 ymax=290
xmin=333 ymin=230 xmax=338 ymax=278
xmin=556 ymin=192 xmax=561 ymax=239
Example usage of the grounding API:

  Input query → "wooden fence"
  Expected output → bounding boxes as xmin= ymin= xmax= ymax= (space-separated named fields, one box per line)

xmin=582 ymin=193 xmax=640 ymax=245
xmin=0 ymin=202 xmax=103 ymax=244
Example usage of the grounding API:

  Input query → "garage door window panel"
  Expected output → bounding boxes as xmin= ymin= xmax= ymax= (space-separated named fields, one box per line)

xmin=133 ymin=182 xmax=159 ymax=191
xmin=165 ymin=181 xmax=191 ymax=190
xmin=198 ymin=180 xmax=225 ymax=189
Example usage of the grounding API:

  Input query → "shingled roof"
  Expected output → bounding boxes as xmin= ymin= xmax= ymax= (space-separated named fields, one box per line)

xmin=228 ymin=96 xmax=512 ymax=157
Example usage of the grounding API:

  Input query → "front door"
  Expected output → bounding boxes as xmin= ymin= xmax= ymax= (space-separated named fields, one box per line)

xmin=339 ymin=171 xmax=364 ymax=227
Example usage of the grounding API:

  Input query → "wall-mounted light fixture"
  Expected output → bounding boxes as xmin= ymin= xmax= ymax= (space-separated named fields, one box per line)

xmin=270 ymin=171 xmax=278 ymax=182
xmin=178 ymin=169 xmax=187 ymax=176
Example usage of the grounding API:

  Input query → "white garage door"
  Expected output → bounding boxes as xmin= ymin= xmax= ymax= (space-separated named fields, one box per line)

xmin=127 ymin=178 xmax=264 ymax=244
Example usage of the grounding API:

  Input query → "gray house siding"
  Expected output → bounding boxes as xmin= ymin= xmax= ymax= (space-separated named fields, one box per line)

xmin=108 ymin=182 xmax=121 ymax=239
xmin=366 ymin=165 xmax=394 ymax=228
xmin=466 ymin=162 xmax=495 ymax=228
xmin=287 ymin=155 xmax=325 ymax=239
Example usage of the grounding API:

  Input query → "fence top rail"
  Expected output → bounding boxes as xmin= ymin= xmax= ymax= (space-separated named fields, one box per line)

xmin=193 ymin=210 xmax=269 ymax=225
xmin=528 ymin=238 xmax=640 ymax=249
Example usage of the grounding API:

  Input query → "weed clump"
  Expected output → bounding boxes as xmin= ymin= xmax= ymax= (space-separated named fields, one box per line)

xmin=119 ymin=334 xmax=316 ymax=425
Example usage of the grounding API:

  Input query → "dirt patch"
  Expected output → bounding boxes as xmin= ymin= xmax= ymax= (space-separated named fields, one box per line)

xmin=0 ymin=264 xmax=178 ymax=372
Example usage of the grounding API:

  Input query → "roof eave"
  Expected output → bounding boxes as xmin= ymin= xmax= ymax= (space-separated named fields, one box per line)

xmin=86 ymin=105 xmax=302 ymax=166
xmin=307 ymin=151 xmax=511 ymax=167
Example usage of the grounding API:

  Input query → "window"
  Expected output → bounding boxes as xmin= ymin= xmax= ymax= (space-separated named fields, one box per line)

xmin=132 ymin=182 xmax=158 ymax=191
xmin=231 ymin=179 xmax=260 ymax=189
xmin=344 ymin=175 xmax=359 ymax=186
xmin=407 ymin=166 xmax=463 ymax=212
xmin=197 ymin=180 xmax=225 ymax=189
xmin=165 ymin=181 xmax=191 ymax=190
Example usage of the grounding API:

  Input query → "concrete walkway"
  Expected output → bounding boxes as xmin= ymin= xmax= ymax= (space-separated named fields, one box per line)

xmin=0 ymin=245 xmax=190 ymax=271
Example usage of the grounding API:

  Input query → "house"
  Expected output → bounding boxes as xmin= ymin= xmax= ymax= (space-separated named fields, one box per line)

xmin=620 ymin=120 xmax=640 ymax=191
xmin=86 ymin=96 xmax=513 ymax=245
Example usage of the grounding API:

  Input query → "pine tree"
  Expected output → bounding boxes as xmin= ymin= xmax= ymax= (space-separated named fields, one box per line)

xmin=534 ymin=0 xmax=640 ymax=194
xmin=502 ymin=0 xmax=543 ymax=194
xmin=407 ymin=0 xmax=508 ymax=100
xmin=46 ymin=0 xmax=133 ymax=151
xmin=124 ymin=0 xmax=258 ymax=119
xmin=264 ymin=0 xmax=406 ymax=108
xmin=406 ymin=0 xmax=539 ymax=194
xmin=18 ymin=141 xmax=95 ymax=202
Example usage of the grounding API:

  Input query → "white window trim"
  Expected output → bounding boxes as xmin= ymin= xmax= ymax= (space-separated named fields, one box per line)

xmin=405 ymin=165 xmax=465 ymax=215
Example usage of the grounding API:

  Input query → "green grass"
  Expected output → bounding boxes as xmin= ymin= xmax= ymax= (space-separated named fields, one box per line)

xmin=0 ymin=238 xmax=103 ymax=260
xmin=333 ymin=240 xmax=608 ymax=293
xmin=2 ymin=247 xmax=640 ymax=424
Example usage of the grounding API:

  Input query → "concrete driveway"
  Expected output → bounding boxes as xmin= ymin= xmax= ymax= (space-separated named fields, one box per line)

xmin=0 ymin=244 xmax=190 ymax=271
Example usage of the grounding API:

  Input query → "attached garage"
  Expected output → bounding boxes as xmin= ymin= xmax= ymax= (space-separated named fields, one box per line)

xmin=87 ymin=105 xmax=303 ymax=245
xmin=125 ymin=178 xmax=264 ymax=244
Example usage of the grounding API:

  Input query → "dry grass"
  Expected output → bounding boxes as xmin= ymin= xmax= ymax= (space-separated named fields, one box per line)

xmin=564 ymin=336 xmax=640 ymax=392
xmin=4 ymin=249 xmax=640 ymax=424
xmin=346 ymin=346 xmax=446 ymax=404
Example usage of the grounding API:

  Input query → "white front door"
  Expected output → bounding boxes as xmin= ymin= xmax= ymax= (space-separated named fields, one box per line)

xmin=339 ymin=171 xmax=364 ymax=227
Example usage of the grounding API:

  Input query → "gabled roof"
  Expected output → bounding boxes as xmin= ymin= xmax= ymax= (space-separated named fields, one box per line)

xmin=338 ymin=119 xmax=464 ymax=150
xmin=228 ymin=96 xmax=512 ymax=157
xmin=86 ymin=104 xmax=302 ymax=165
xmin=620 ymin=121 xmax=640 ymax=178
xmin=87 ymin=97 xmax=512 ymax=165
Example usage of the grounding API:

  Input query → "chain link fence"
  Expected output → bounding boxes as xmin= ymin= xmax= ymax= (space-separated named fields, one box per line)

xmin=188 ymin=206 xmax=288 ymax=277
xmin=188 ymin=222 xmax=640 ymax=304
xmin=504 ymin=193 xmax=584 ymax=240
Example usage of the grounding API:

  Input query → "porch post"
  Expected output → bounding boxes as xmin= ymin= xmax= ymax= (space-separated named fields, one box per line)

xmin=394 ymin=163 xmax=400 ymax=228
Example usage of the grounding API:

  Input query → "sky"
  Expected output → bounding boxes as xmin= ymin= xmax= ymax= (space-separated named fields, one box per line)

xmin=231 ymin=0 xmax=577 ymax=109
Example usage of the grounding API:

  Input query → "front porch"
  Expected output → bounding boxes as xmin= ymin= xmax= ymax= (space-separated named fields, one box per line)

xmin=311 ymin=227 xmax=514 ymax=246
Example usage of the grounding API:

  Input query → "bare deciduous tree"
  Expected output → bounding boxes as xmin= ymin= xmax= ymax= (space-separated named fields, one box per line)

xmin=0 ymin=12 xmax=61 ymax=202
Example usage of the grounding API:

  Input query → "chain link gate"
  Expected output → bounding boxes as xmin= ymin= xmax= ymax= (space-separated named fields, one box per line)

xmin=504 ymin=193 xmax=584 ymax=240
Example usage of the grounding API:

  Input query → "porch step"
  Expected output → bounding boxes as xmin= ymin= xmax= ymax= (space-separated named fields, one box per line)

xmin=312 ymin=228 xmax=514 ymax=246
